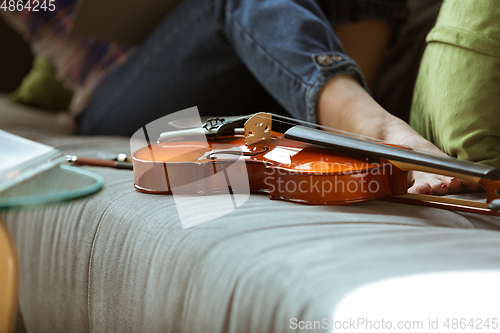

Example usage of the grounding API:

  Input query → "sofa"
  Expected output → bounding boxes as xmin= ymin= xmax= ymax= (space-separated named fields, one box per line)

xmin=2 ymin=95 xmax=500 ymax=332
xmin=3 ymin=0 xmax=500 ymax=330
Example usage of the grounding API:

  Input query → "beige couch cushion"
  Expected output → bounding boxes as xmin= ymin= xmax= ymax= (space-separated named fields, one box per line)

xmin=2 ymin=97 xmax=500 ymax=332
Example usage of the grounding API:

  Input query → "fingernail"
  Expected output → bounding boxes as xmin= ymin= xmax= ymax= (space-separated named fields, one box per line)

xmin=441 ymin=184 xmax=448 ymax=189
xmin=450 ymin=177 xmax=456 ymax=181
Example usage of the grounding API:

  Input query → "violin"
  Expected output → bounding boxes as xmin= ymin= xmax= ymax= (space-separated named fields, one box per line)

xmin=132 ymin=113 xmax=500 ymax=215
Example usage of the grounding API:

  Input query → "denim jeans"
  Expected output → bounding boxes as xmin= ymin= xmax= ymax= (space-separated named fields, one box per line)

xmin=79 ymin=0 xmax=408 ymax=136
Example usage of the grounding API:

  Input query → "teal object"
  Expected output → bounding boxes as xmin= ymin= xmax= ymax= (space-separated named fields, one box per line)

xmin=410 ymin=0 xmax=500 ymax=168
xmin=0 ymin=165 xmax=103 ymax=210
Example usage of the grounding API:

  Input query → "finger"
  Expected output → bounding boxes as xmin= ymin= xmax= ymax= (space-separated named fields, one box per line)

xmin=411 ymin=172 xmax=458 ymax=195
xmin=408 ymin=181 xmax=432 ymax=195
xmin=423 ymin=173 xmax=467 ymax=194
xmin=445 ymin=177 xmax=462 ymax=189
xmin=430 ymin=178 xmax=450 ymax=195
xmin=465 ymin=183 xmax=483 ymax=192
xmin=438 ymin=177 xmax=467 ymax=195
xmin=460 ymin=180 xmax=483 ymax=192
xmin=461 ymin=179 xmax=473 ymax=186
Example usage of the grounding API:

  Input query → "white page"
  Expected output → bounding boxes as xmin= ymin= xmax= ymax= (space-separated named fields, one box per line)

xmin=0 ymin=130 xmax=55 ymax=174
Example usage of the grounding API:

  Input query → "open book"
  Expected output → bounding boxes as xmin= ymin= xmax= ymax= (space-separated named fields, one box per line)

xmin=0 ymin=130 xmax=64 ymax=192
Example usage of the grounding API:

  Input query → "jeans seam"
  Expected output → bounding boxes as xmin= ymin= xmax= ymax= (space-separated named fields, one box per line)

xmin=227 ymin=10 xmax=365 ymax=123
xmin=306 ymin=61 xmax=368 ymax=123
xmin=86 ymin=0 xmax=215 ymax=131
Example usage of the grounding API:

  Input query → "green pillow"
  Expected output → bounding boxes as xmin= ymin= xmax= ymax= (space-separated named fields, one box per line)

xmin=410 ymin=0 xmax=500 ymax=169
xmin=9 ymin=57 xmax=73 ymax=112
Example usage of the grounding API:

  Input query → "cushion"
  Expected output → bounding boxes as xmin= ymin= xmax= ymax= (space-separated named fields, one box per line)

xmin=9 ymin=57 xmax=73 ymax=112
xmin=2 ymin=96 xmax=500 ymax=332
xmin=410 ymin=0 xmax=500 ymax=168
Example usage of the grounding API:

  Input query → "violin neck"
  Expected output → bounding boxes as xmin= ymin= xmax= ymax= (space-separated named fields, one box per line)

xmin=283 ymin=126 xmax=500 ymax=182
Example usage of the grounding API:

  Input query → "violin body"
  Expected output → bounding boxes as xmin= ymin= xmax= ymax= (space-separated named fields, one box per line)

xmin=131 ymin=112 xmax=500 ymax=214
xmin=132 ymin=131 xmax=410 ymax=205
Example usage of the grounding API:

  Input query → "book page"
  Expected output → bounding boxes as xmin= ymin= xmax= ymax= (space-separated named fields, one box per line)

xmin=0 ymin=130 xmax=55 ymax=174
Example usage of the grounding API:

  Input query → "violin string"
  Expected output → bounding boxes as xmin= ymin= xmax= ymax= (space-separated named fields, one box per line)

xmin=252 ymin=112 xmax=388 ymax=143
xmin=252 ymin=112 xmax=447 ymax=156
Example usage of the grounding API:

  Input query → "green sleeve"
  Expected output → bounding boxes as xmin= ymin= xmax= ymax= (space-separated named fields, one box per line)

xmin=410 ymin=0 xmax=500 ymax=168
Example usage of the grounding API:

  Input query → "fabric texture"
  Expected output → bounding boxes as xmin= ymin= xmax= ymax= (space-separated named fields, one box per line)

xmin=1 ymin=1 xmax=134 ymax=114
xmin=2 ymin=96 xmax=500 ymax=332
xmin=78 ymin=0 xmax=366 ymax=135
xmin=371 ymin=0 xmax=443 ymax=122
xmin=322 ymin=0 xmax=408 ymax=32
xmin=410 ymin=0 xmax=500 ymax=168
xmin=9 ymin=57 xmax=73 ymax=112
xmin=3 ymin=0 xmax=410 ymax=134
xmin=78 ymin=0 xmax=408 ymax=136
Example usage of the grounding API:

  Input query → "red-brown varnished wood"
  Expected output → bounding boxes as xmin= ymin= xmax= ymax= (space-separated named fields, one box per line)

xmin=132 ymin=132 xmax=410 ymax=205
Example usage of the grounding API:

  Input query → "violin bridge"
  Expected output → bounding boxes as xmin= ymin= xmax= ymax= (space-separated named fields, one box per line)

xmin=244 ymin=113 xmax=272 ymax=146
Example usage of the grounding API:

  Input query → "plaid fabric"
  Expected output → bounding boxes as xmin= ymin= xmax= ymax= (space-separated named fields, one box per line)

xmin=16 ymin=0 xmax=133 ymax=86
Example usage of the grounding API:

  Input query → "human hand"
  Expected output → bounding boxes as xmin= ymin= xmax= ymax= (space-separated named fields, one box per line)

xmin=382 ymin=118 xmax=483 ymax=195
xmin=317 ymin=75 xmax=483 ymax=195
